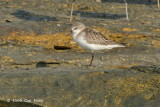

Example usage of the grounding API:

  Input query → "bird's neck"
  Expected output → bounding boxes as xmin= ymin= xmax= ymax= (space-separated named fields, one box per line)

xmin=72 ymin=29 xmax=84 ymax=39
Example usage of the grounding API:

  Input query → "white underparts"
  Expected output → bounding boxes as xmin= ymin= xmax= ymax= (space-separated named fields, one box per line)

xmin=73 ymin=35 xmax=125 ymax=51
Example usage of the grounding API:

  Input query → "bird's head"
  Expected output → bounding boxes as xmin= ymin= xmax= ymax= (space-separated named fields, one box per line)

xmin=66 ymin=22 xmax=86 ymax=36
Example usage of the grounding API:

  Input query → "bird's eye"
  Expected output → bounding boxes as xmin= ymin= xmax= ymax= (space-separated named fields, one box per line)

xmin=74 ymin=27 xmax=78 ymax=30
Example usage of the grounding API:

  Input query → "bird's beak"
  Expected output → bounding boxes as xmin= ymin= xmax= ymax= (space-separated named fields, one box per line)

xmin=66 ymin=30 xmax=72 ymax=36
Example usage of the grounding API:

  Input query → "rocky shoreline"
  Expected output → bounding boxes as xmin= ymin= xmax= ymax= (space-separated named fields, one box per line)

xmin=0 ymin=0 xmax=160 ymax=106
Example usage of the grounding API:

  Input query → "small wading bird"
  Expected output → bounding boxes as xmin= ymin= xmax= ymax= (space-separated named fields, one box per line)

xmin=67 ymin=22 xmax=125 ymax=66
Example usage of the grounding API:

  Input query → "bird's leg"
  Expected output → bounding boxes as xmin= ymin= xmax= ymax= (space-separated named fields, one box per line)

xmin=89 ymin=52 xmax=94 ymax=66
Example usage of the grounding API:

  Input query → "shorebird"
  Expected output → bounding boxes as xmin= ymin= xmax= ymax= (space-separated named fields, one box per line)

xmin=67 ymin=22 xmax=125 ymax=66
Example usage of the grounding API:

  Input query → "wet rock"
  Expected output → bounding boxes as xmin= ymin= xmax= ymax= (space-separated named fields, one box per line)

xmin=0 ymin=100 xmax=42 ymax=107
xmin=36 ymin=61 xmax=48 ymax=68
xmin=130 ymin=65 xmax=160 ymax=74
xmin=5 ymin=19 xmax=12 ymax=23
xmin=11 ymin=10 xmax=58 ymax=22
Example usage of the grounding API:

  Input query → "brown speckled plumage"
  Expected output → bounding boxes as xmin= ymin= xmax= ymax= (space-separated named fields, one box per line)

xmin=78 ymin=27 xmax=120 ymax=45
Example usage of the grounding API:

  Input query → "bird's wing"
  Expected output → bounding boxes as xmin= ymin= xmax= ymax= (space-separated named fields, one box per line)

xmin=82 ymin=28 xmax=118 ymax=45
